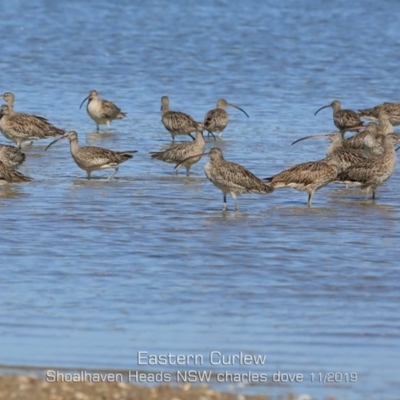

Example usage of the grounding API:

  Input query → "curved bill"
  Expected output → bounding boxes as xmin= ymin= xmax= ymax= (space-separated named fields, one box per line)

xmin=45 ymin=134 xmax=69 ymax=151
xmin=227 ymin=103 xmax=249 ymax=118
xmin=79 ymin=95 xmax=90 ymax=109
xmin=291 ymin=134 xmax=331 ymax=146
xmin=314 ymin=104 xmax=331 ymax=116
xmin=174 ymin=152 xmax=210 ymax=170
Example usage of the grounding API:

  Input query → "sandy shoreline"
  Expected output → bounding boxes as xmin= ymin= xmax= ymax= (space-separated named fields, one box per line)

xmin=0 ymin=373 xmax=284 ymax=400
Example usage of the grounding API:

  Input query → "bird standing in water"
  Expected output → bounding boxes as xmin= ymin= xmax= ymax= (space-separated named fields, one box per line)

xmin=80 ymin=90 xmax=126 ymax=132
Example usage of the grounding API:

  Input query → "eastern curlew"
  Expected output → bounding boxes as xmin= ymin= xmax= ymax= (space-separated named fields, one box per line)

xmin=336 ymin=133 xmax=399 ymax=199
xmin=45 ymin=131 xmax=137 ymax=180
xmin=1 ymin=92 xmax=49 ymax=122
xmin=0 ymin=160 xmax=31 ymax=184
xmin=80 ymin=90 xmax=126 ymax=132
xmin=359 ymin=102 xmax=400 ymax=126
xmin=376 ymin=110 xmax=400 ymax=134
xmin=204 ymin=99 xmax=249 ymax=138
xmin=315 ymin=100 xmax=363 ymax=132
xmin=340 ymin=122 xmax=397 ymax=159
xmin=178 ymin=147 xmax=272 ymax=211
xmin=264 ymin=156 xmax=341 ymax=206
xmin=150 ymin=124 xmax=206 ymax=176
xmin=292 ymin=131 xmax=368 ymax=169
xmin=0 ymin=104 xmax=64 ymax=149
xmin=0 ymin=144 xmax=26 ymax=169
xmin=161 ymin=96 xmax=203 ymax=142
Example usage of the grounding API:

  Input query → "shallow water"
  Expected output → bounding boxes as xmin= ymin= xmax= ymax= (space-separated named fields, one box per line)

xmin=0 ymin=1 xmax=400 ymax=399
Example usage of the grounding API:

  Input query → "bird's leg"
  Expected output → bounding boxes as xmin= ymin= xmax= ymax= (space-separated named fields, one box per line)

xmin=189 ymin=133 xmax=195 ymax=140
xmin=87 ymin=171 xmax=91 ymax=180
xmin=108 ymin=167 xmax=119 ymax=181
xmin=222 ymin=193 xmax=227 ymax=211
xmin=231 ymin=193 xmax=239 ymax=211
xmin=307 ymin=191 xmax=314 ymax=207
xmin=372 ymin=189 xmax=376 ymax=200
xmin=207 ymin=130 xmax=217 ymax=141
xmin=185 ymin=166 xmax=190 ymax=177
xmin=106 ymin=121 xmax=111 ymax=131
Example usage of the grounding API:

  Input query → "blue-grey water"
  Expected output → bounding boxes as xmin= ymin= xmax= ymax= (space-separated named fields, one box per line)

xmin=0 ymin=1 xmax=399 ymax=399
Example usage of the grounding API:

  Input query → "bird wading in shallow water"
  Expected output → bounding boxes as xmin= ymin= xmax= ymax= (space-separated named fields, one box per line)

xmin=315 ymin=100 xmax=363 ymax=132
xmin=160 ymin=96 xmax=205 ymax=141
xmin=80 ymin=90 xmax=126 ymax=132
xmin=336 ymin=133 xmax=400 ymax=199
xmin=264 ymin=156 xmax=342 ymax=206
xmin=150 ymin=124 xmax=207 ymax=176
xmin=0 ymin=104 xmax=64 ymax=149
xmin=203 ymin=99 xmax=249 ymax=138
xmin=177 ymin=147 xmax=273 ymax=211
xmin=45 ymin=131 xmax=137 ymax=180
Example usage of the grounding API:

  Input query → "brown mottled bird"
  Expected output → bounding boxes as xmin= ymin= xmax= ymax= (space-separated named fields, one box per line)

xmin=203 ymin=99 xmax=249 ymax=138
xmin=336 ymin=133 xmax=399 ymax=199
xmin=0 ymin=144 xmax=26 ymax=169
xmin=292 ymin=131 xmax=368 ymax=170
xmin=264 ymin=156 xmax=341 ymax=206
xmin=45 ymin=131 xmax=137 ymax=180
xmin=315 ymin=100 xmax=363 ymax=132
xmin=375 ymin=110 xmax=400 ymax=134
xmin=161 ymin=96 xmax=203 ymax=142
xmin=178 ymin=147 xmax=272 ymax=211
xmin=1 ymin=92 xmax=50 ymax=122
xmin=80 ymin=90 xmax=126 ymax=132
xmin=0 ymin=160 xmax=31 ymax=184
xmin=150 ymin=124 xmax=206 ymax=176
xmin=340 ymin=122 xmax=400 ymax=160
xmin=358 ymin=102 xmax=400 ymax=126
xmin=0 ymin=104 xmax=64 ymax=148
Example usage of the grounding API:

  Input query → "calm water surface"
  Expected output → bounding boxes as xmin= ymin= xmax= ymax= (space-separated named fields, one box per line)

xmin=0 ymin=1 xmax=400 ymax=399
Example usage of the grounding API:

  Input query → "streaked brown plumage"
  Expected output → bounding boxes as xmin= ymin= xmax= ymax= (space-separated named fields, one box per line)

xmin=0 ymin=160 xmax=31 ymax=184
xmin=0 ymin=104 xmax=64 ymax=149
xmin=358 ymin=102 xmax=400 ymax=126
xmin=150 ymin=125 xmax=205 ymax=176
xmin=337 ymin=134 xmax=399 ymax=199
xmin=204 ymin=99 xmax=249 ymax=138
xmin=179 ymin=147 xmax=272 ymax=211
xmin=80 ymin=90 xmax=126 ymax=132
xmin=203 ymin=148 xmax=272 ymax=211
xmin=376 ymin=110 xmax=400 ymax=134
xmin=0 ymin=92 xmax=49 ymax=123
xmin=45 ymin=131 xmax=137 ymax=180
xmin=315 ymin=100 xmax=363 ymax=131
xmin=292 ymin=131 xmax=368 ymax=168
xmin=264 ymin=157 xmax=341 ymax=206
xmin=161 ymin=96 xmax=201 ymax=141
xmin=341 ymin=123 xmax=392 ymax=159
xmin=0 ymin=144 xmax=26 ymax=169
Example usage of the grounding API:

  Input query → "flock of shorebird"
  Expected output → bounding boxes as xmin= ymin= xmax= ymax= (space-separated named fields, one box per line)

xmin=0 ymin=90 xmax=399 ymax=211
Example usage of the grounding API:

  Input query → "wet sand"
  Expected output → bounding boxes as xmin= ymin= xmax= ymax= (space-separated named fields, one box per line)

xmin=0 ymin=374 xmax=325 ymax=400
